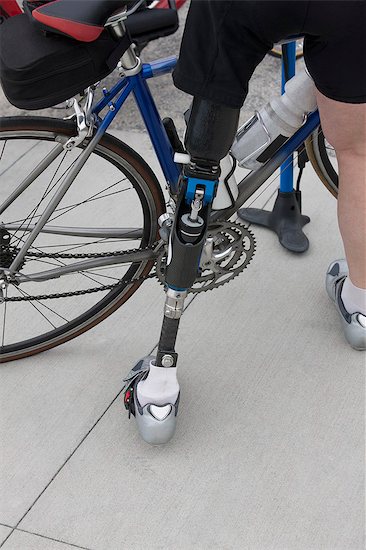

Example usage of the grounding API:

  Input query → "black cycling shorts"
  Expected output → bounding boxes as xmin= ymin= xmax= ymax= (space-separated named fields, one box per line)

xmin=173 ymin=0 xmax=366 ymax=108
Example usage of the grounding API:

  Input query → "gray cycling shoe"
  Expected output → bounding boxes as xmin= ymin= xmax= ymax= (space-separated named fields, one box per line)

xmin=133 ymin=391 xmax=180 ymax=446
xmin=326 ymin=260 xmax=366 ymax=351
xmin=123 ymin=356 xmax=180 ymax=445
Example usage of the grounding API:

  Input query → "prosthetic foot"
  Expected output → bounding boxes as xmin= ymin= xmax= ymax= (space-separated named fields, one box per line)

xmin=123 ymin=356 xmax=180 ymax=445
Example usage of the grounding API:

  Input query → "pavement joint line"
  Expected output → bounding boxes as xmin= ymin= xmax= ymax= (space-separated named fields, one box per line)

xmin=0 ymin=387 xmax=127 ymax=549
xmin=0 ymin=526 xmax=94 ymax=550
xmin=0 ymin=287 xmax=200 ymax=550
xmin=0 ymin=251 xmax=200 ymax=550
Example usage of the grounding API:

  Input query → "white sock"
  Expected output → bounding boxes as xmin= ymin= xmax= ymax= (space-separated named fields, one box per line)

xmin=341 ymin=277 xmax=366 ymax=316
xmin=137 ymin=364 xmax=179 ymax=407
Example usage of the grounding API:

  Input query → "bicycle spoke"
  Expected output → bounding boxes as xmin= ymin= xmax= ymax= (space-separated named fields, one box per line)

xmin=10 ymin=151 xmax=79 ymax=248
xmin=38 ymin=236 xmax=136 ymax=254
xmin=1 ymin=288 xmax=8 ymax=347
xmin=47 ymin=182 xmax=131 ymax=224
xmin=34 ymin=238 xmax=135 ymax=250
xmin=14 ymin=232 xmax=132 ymax=288
xmin=79 ymin=270 xmax=124 ymax=282
xmin=26 ymin=258 xmax=72 ymax=268
xmin=0 ymin=139 xmax=7 ymax=164
xmin=16 ymin=286 xmax=69 ymax=324
xmin=0 ymin=141 xmax=40 ymax=179
xmin=0 ymin=125 xmax=159 ymax=358
xmin=6 ymin=178 xmax=130 ymax=227
xmin=16 ymin=288 xmax=57 ymax=329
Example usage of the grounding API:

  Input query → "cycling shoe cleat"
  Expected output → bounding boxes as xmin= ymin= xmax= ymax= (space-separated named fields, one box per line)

xmin=123 ymin=356 xmax=180 ymax=445
xmin=326 ymin=260 xmax=366 ymax=351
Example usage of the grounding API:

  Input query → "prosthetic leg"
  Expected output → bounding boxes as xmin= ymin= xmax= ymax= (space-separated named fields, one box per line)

xmin=123 ymin=98 xmax=240 ymax=444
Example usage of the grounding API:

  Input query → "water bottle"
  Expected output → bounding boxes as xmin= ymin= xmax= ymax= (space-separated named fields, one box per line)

xmin=231 ymin=69 xmax=317 ymax=171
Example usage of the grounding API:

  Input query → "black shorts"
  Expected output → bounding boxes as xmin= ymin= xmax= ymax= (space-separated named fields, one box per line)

xmin=173 ymin=0 xmax=366 ymax=108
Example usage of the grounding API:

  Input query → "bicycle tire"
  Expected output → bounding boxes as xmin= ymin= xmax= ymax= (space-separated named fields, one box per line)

xmin=305 ymin=126 xmax=338 ymax=198
xmin=269 ymin=41 xmax=304 ymax=59
xmin=0 ymin=116 xmax=166 ymax=363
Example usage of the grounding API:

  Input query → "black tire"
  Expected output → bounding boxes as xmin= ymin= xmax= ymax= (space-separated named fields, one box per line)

xmin=269 ymin=40 xmax=304 ymax=59
xmin=305 ymin=125 xmax=339 ymax=198
xmin=0 ymin=117 xmax=165 ymax=362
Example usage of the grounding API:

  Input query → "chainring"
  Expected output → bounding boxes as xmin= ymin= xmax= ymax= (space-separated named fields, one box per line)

xmin=156 ymin=221 xmax=256 ymax=293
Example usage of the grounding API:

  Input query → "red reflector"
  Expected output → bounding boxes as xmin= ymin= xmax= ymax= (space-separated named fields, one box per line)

xmin=125 ymin=390 xmax=131 ymax=402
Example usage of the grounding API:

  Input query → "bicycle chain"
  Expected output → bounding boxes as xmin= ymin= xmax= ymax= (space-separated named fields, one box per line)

xmin=5 ymin=221 xmax=256 ymax=302
xmin=25 ymin=244 xmax=159 ymax=260
xmin=5 ymin=242 xmax=160 ymax=302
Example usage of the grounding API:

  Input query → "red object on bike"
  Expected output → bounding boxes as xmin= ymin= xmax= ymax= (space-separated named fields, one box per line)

xmin=155 ymin=0 xmax=187 ymax=10
xmin=32 ymin=7 xmax=104 ymax=42
xmin=0 ymin=0 xmax=22 ymax=16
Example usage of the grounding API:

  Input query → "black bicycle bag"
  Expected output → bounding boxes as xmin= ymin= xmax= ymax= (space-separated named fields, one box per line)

xmin=0 ymin=13 xmax=130 ymax=110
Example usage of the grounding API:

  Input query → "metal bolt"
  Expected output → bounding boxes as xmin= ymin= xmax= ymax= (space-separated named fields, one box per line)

xmin=161 ymin=354 xmax=174 ymax=368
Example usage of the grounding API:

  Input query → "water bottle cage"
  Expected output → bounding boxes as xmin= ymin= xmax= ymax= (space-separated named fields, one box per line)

xmin=234 ymin=110 xmax=272 ymax=166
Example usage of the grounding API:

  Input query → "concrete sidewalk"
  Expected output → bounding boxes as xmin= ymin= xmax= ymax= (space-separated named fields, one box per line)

xmin=0 ymin=124 xmax=364 ymax=550
xmin=0 ymin=3 xmax=364 ymax=544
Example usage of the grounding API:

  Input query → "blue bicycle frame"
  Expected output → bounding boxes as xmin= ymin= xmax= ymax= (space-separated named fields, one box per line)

xmin=92 ymin=57 xmax=181 ymax=194
xmin=90 ymin=55 xmax=321 ymax=218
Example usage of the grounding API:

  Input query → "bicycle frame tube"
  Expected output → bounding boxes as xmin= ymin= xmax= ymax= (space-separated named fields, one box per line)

xmin=12 ymin=109 xmax=320 ymax=283
xmin=131 ymin=72 xmax=180 ymax=191
xmin=7 ymin=53 xmax=321 ymax=283
xmin=96 ymin=56 xmax=319 ymax=219
xmin=211 ymin=110 xmax=321 ymax=222
xmin=7 ymin=57 xmax=179 ymax=279
xmin=93 ymin=58 xmax=181 ymax=193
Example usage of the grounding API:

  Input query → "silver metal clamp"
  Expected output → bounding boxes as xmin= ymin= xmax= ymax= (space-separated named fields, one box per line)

xmin=63 ymin=87 xmax=96 ymax=150
xmin=164 ymin=288 xmax=188 ymax=319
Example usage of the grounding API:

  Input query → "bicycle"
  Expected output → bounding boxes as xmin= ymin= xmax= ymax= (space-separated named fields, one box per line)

xmin=0 ymin=0 xmax=338 ymax=442
xmin=269 ymin=39 xmax=304 ymax=60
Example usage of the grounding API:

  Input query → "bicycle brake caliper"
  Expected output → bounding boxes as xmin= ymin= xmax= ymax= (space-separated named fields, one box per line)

xmin=63 ymin=88 xmax=95 ymax=150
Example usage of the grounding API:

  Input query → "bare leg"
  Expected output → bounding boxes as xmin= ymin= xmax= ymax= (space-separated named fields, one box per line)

xmin=316 ymin=91 xmax=366 ymax=289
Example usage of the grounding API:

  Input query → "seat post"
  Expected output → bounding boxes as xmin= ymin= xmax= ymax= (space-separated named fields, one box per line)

xmin=106 ymin=9 xmax=140 ymax=73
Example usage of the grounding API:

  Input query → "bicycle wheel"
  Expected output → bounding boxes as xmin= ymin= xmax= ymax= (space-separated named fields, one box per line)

xmin=0 ymin=116 xmax=165 ymax=362
xmin=269 ymin=40 xmax=304 ymax=59
xmin=305 ymin=125 xmax=338 ymax=198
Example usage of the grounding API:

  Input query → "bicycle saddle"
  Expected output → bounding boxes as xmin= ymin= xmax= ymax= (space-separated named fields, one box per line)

xmin=27 ymin=0 xmax=128 ymax=42
xmin=29 ymin=0 xmax=178 ymax=43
